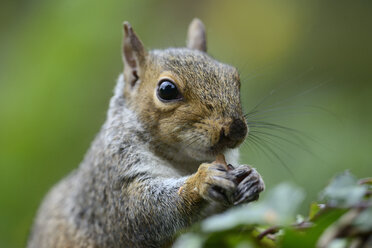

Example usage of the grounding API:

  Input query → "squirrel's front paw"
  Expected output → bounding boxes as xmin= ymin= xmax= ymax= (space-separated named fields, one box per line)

xmin=228 ymin=165 xmax=265 ymax=205
xmin=197 ymin=163 xmax=236 ymax=206
xmin=179 ymin=157 xmax=264 ymax=208
xmin=179 ymin=162 xmax=236 ymax=207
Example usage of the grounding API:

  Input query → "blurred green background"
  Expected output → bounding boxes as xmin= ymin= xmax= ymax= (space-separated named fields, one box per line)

xmin=1 ymin=0 xmax=371 ymax=247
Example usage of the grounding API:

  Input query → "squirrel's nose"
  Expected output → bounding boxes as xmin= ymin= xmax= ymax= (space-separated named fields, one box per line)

xmin=228 ymin=118 xmax=247 ymax=141
xmin=219 ymin=118 xmax=247 ymax=148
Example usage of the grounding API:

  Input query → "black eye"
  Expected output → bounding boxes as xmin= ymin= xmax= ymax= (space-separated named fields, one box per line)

xmin=157 ymin=80 xmax=182 ymax=102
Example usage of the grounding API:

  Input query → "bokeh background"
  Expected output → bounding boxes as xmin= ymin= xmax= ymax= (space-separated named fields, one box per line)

xmin=1 ymin=0 xmax=371 ymax=247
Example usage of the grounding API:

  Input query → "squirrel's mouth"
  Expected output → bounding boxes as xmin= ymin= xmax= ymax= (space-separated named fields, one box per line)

xmin=183 ymin=139 xmax=241 ymax=162
xmin=210 ymin=133 xmax=242 ymax=153
xmin=179 ymin=121 xmax=247 ymax=161
xmin=208 ymin=141 xmax=239 ymax=157
xmin=209 ymin=119 xmax=247 ymax=154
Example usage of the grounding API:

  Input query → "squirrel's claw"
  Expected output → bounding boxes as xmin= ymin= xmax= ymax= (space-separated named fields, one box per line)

xmin=231 ymin=166 xmax=265 ymax=205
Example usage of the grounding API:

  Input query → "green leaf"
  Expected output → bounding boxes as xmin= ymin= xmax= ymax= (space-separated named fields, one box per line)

xmin=280 ymin=209 xmax=345 ymax=248
xmin=200 ymin=228 xmax=276 ymax=248
xmin=234 ymin=241 xmax=255 ymax=248
xmin=201 ymin=183 xmax=305 ymax=232
xmin=308 ymin=202 xmax=324 ymax=220
xmin=173 ymin=233 xmax=204 ymax=248
xmin=320 ymin=171 xmax=367 ymax=208
xmin=202 ymin=229 xmax=256 ymax=248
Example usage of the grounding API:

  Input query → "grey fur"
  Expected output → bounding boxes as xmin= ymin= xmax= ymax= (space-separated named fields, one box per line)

xmin=28 ymin=24 xmax=264 ymax=247
xmin=27 ymin=74 xmax=239 ymax=248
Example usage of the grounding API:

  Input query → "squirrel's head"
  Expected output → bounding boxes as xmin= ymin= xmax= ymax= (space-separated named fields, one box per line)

xmin=119 ymin=19 xmax=247 ymax=162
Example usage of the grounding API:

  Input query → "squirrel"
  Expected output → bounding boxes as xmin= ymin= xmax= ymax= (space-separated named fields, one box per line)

xmin=27 ymin=18 xmax=265 ymax=248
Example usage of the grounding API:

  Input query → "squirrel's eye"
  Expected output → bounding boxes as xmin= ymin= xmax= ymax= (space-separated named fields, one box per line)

xmin=157 ymin=80 xmax=182 ymax=102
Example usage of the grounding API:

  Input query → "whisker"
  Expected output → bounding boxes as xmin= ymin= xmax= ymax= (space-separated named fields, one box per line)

xmin=242 ymin=135 xmax=261 ymax=155
xmin=244 ymin=67 xmax=318 ymax=115
xmin=250 ymin=131 xmax=308 ymax=160
xmin=243 ymin=135 xmax=270 ymax=160
xmin=250 ymin=130 xmax=304 ymax=148
xmin=250 ymin=81 xmax=330 ymax=119
xmin=246 ymin=134 xmax=282 ymax=166
xmin=248 ymin=133 xmax=296 ymax=162
xmin=245 ymin=89 xmax=276 ymax=117
xmin=245 ymin=105 xmax=322 ymax=120
xmin=247 ymin=120 xmax=321 ymax=146
xmin=247 ymin=121 xmax=303 ymax=136
xmin=262 ymin=81 xmax=329 ymax=111
xmin=248 ymin=133 xmax=296 ymax=179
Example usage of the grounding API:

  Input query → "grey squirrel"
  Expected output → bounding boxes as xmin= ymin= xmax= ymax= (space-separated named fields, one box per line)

xmin=28 ymin=18 xmax=265 ymax=248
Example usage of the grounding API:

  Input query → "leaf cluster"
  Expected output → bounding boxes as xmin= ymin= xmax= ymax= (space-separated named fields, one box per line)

xmin=174 ymin=172 xmax=372 ymax=248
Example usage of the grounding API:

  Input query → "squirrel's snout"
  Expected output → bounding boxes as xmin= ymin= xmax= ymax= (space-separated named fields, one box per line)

xmin=218 ymin=118 xmax=247 ymax=148
xmin=228 ymin=118 xmax=247 ymax=141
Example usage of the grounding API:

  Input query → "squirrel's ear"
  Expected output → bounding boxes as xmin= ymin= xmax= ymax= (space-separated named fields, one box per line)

xmin=186 ymin=18 xmax=207 ymax=52
xmin=122 ymin=22 xmax=147 ymax=88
